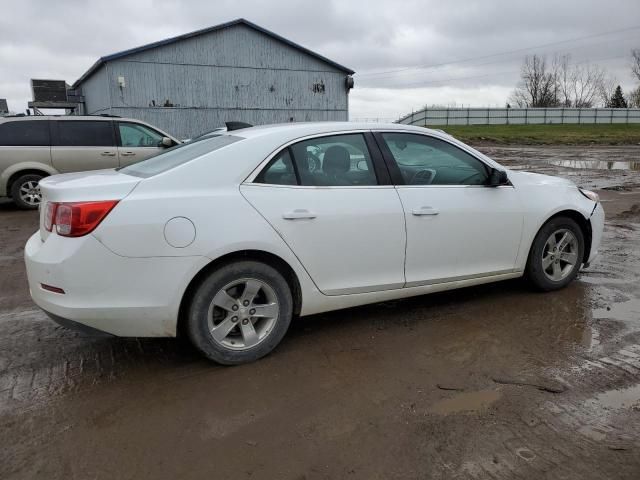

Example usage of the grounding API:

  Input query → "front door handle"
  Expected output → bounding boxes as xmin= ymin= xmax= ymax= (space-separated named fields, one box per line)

xmin=412 ymin=206 xmax=439 ymax=216
xmin=101 ymin=151 xmax=116 ymax=157
xmin=120 ymin=152 xmax=136 ymax=157
xmin=282 ymin=209 xmax=317 ymax=220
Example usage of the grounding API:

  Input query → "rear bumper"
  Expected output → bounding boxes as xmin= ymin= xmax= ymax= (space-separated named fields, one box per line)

xmin=45 ymin=311 xmax=114 ymax=337
xmin=587 ymin=202 xmax=605 ymax=264
xmin=24 ymin=231 xmax=209 ymax=337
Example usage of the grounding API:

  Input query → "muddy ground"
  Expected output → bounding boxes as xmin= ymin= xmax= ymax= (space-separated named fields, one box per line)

xmin=1 ymin=145 xmax=640 ymax=479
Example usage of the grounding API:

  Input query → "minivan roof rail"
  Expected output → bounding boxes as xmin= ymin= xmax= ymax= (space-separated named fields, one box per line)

xmin=90 ymin=114 xmax=121 ymax=118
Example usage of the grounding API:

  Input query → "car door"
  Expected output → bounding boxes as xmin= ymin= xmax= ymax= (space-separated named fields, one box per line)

xmin=375 ymin=131 xmax=524 ymax=286
xmin=51 ymin=120 xmax=118 ymax=173
xmin=240 ymin=132 xmax=406 ymax=296
xmin=116 ymin=121 xmax=166 ymax=166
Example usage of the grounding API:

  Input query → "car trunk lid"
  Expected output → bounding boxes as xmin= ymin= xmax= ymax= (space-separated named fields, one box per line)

xmin=38 ymin=169 xmax=140 ymax=241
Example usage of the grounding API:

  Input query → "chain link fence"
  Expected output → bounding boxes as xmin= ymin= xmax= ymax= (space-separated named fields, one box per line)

xmin=398 ymin=107 xmax=640 ymax=126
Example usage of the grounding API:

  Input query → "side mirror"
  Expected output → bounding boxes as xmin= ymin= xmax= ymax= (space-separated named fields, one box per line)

xmin=488 ymin=168 xmax=509 ymax=187
xmin=161 ymin=137 xmax=173 ymax=147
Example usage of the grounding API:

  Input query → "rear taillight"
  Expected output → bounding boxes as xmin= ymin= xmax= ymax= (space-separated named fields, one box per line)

xmin=44 ymin=202 xmax=57 ymax=232
xmin=45 ymin=200 xmax=118 ymax=237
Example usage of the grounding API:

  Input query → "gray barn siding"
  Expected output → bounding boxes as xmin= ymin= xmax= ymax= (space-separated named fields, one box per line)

xmin=80 ymin=66 xmax=110 ymax=114
xmin=79 ymin=22 xmax=351 ymax=138
xmin=107 ymin=60 xmax=347 ymax=110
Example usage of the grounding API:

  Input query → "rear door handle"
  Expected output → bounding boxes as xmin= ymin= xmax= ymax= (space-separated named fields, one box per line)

xmin=120 ymin=152 xmax=136 ymax=157
xmin=101 ymin=151 xmax=116 ymax=157
xmin=412 ymin=206 xmax=439 ymax=216
xmin=282 ymin=209 xmax=317 ymax=220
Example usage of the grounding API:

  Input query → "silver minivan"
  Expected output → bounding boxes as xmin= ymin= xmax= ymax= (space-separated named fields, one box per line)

xmin=0 ymin=115 xmax=179 ymax=209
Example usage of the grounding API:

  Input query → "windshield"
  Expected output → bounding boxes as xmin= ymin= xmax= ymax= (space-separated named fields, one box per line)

xmin=121 ymin=135 xmax=243 ymax=178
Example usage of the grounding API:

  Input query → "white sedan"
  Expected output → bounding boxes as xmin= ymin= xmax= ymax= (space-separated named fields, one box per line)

xmin=24 ymin=122 xmax=604 ymax=364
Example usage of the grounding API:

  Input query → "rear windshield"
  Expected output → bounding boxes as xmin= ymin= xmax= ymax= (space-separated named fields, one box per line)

xmin=120 ymin=135 xmax=243 ymax=178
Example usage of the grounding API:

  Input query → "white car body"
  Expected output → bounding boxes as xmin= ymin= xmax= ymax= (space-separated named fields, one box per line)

xmin=25 ymin=122 xmax=604 ymax=338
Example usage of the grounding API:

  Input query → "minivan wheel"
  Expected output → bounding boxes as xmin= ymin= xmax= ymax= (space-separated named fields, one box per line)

xmin=525 ymin=216 xmax=584 ymax=291
xmin=11 ymin=174 xmax=44 ymax=209
xmin=187 ymin=261 xmax=293 ymax=365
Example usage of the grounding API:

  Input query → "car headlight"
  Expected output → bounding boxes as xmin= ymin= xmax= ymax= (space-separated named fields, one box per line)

xmin=579 ymin=187 xmax=599 ymax=203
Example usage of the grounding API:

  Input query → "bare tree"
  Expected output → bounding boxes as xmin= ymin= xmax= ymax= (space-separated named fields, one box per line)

xmin=556 ymin=55 xmax=606 ymax=108
xmin=511 ymin=54 xmax=609 ymax=108
xmin=509 ymin=55 xmax=560 ymax=107
xmin=598 ymin=75 xmax=618 ymax=107
xmin=632 ymin=49 xmax=640 ymax=82
xmin=628 ymin=87 xmax=640 ymax=108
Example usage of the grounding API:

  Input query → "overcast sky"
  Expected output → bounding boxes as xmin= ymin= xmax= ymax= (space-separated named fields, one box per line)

xmin=1 ymin=0 xmax=639 ymax=120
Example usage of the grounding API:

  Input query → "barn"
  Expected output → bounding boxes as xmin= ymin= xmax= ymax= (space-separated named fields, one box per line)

xmin=72 ymin=19 xmax=355 ymax=139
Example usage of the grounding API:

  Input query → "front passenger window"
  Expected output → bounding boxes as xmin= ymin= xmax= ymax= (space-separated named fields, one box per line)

xmin=118 ymin=122 xmax=164 ymax=147
xmin=381 ymin=133 xmax=489 ymax=186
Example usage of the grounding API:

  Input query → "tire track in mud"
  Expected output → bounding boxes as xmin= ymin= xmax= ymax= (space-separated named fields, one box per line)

xmin=0 ymin=308 xmax=201 ymax=416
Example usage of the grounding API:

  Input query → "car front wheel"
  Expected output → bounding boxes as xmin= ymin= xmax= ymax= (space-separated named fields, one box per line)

xmin=525 ymin=216 xmax=585 ymax=291
xmin=186 ymin=261 xmax=293 ymax=365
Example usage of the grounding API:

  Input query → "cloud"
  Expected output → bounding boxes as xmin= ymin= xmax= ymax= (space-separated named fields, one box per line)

xmin=1 ymin=0 xmax=638 ymax=117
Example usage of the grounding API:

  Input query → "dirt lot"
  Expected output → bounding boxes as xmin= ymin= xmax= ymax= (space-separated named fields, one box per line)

xmin=1 ymin=145 xmax=640 ymax=479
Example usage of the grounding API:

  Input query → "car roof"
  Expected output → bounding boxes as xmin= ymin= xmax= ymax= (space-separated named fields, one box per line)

xmin=226 ymin=122 xmax=434 ymax=140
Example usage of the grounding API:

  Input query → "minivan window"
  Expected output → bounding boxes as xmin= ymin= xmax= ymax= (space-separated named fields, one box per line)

xmin=54 ymin=121 xmax=115 ymax=147
xmin=118 ymin=122 xmax=164 ymax=147
xmin=120 ymin=135 xmax=243 ymax=178
xmin=0 ymin=120 xmax=50 ymax=146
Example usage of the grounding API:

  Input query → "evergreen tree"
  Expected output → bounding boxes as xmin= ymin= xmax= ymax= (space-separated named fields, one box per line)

xmin=608 ymin=85 xmax=628 ymax=108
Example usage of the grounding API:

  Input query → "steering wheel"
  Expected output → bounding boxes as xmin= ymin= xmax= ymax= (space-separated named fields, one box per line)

xmin=410 ymin=169 xmax=436 ymax=185
xmin=307 ymin=151 xmax=321 ymax=173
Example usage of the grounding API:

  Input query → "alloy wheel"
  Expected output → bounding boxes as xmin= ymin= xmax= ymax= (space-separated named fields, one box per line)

xmin=542 ymin=228 xmax=579 ymax=282
xmin=18 ymin=180 xmax=42 ymax=206
xmin=207 ymin=278 xmax=279 ymax=350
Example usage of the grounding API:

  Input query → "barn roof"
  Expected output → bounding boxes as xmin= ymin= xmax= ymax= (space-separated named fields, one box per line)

xmin=73 ymin=18 xmax=354 ymax=88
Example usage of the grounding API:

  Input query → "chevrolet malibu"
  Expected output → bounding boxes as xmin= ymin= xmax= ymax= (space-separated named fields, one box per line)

xmin=25 ymin=122 xmax=604 ymax=364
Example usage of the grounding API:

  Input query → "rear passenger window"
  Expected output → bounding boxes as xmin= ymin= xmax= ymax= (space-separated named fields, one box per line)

xmin=254 ymin=134 xmax=378 ymax=187
xmin=54 ymin=121 xmax=114 ymax=147
xmin=254 ymin=149 xmax=297 ymax=185
xmin=0 ymin=120 xmax=50 ymax=146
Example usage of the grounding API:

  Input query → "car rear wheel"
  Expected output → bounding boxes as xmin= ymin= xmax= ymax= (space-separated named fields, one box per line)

xmin=186 ymin=261 xmax=293 ymax=365
xmin=10 ymin=173 xmax=44 ymax=210
xmin=525 ymin=216 xmax=584 ymax=291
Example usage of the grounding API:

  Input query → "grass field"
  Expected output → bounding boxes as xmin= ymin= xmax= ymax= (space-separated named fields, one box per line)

xmin=429 ymin=124 xmax=640 ymax=145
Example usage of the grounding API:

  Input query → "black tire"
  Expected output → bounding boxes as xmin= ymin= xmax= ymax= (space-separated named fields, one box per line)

xmin=186 ymin=261 xmax=293 ymax=365
xmin=525 ymin=216 xmax=584 ymax=291
xmin=10 ymin=173 xmax=44 ymax=210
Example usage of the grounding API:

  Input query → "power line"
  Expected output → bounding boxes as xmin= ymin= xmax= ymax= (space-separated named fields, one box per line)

xmin=362 ymin=54 xmax=627 ymax=89
xmin=359 ymin=34 xmax=639 ymax=84
xmin=357 ymin=25 xmax=640 ymax=78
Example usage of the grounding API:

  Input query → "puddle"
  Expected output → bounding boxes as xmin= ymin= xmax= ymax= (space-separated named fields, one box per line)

xmin=593 ymin=384 xmax=640 ymax=410
xmin=430 ymin=389 xmax=501 ymax=415
xmin=547 ymin=160 xmax=640 ymax=171
xmin=593 ymin=298 xmax=640 ymax=323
